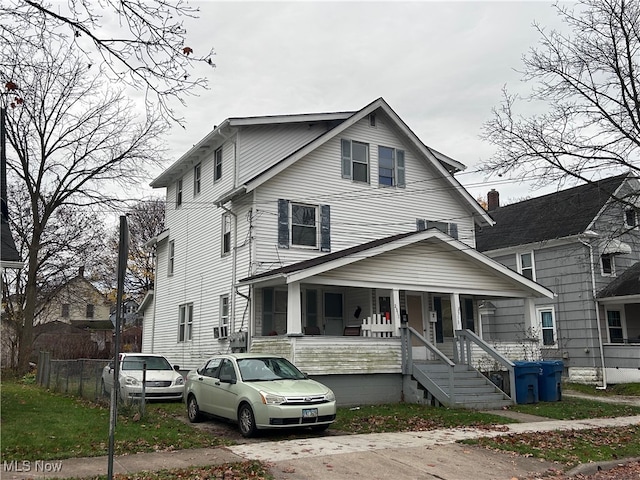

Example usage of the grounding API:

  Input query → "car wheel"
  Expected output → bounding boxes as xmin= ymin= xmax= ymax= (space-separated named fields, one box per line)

xmin=238 ymin=403 xmax=257 ymax=438
xmin=310 ymin=423 xmax=330 ymax=433
xmin=187 ymin=395 xmax=202 ymax=423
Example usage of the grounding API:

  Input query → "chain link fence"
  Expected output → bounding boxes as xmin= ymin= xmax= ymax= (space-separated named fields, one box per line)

xmin=37 ymin=351 xmax=110 ymax=401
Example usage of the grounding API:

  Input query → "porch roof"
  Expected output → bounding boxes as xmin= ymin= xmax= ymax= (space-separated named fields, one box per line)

xmin=598 ymin=261 xmax=640 ymax=302
xmin=237 ymin=229 xmax=554 ymax=299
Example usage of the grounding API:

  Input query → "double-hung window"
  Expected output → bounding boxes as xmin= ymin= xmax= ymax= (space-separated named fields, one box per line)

xmin=222 ymin=213 xmax=232 ymax=255
xmin=378 ymin=146 xmax=405 ymax=187
xmin=86 ymin=304 xmax=94 ymax=319
xmin=518 ymin=252 xmax=535 ymax=281
xmin=168 ymin=240 xmax=175 ymax=275
xmin=537 ymin=307 xmax=557 ymax=347
xmin=601 ymin=253 xmax=615 ymax=276
xmin=61 ymin=304 xmax=70 ymax=318
xmin=176 ymin=179 xmax=183 ymax=207
xmin=291 ymin=203 xmax=317 ymax=247
xmin=214 ymin=147 xmax=223 ymax=182
xmin=215 ymin=295 xmax=229 ymax=339
xmin=341 ymin=139 xmax=369 ymax=183
xmin=193 ymin=163 xmax=201 ymax=196
xmin=178 ymin=303 xmax=193 ymax=342
xmin=606 ymin=310 xmax=624 ymax=343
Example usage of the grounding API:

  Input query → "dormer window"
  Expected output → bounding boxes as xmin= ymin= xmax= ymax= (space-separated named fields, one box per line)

xmin=624 ymin=207 xmax=637 ymax=229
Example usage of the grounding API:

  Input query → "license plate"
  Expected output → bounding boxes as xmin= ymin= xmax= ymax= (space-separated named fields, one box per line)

xmin=302 ymin=408 xmax=318 ymax=418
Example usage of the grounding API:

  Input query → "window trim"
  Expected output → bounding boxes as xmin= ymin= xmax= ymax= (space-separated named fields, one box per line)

xmin=601 ymin=253 xmax=616 ymax=276
xmin=537 ymin=306 xmax=557 ymax=348
xmin=178 ymin=303 xmax=193 ymax=343
xmin=290 ymin=202 xmax=319 ymax=249
xmin=341 ymin=139 xmax=370 ymax=183
xmin=168 ymin=240 xmax=175 ymax=276
xmin=176 ymin=178 xmax=183 ymax=207
xmin=605 ymin=308 xmax=626 ymax=343
xmin=378 ymin=145 xmax=406 ymax=188
xmin=214 ymin=147 xmax=223 ymax=182
xmin=221 ymin=213 xmax=232 ymax=256
xmin=215 ymin=295 xmax=230 ymax=339
xmin=517 ymin=251 xmax=536 ymax=281
xmin=193 ymin=163 xmax=201 ymax=196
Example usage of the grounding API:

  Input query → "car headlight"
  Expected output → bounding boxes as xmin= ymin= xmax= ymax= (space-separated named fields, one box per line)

xmin=175 ymin=377 xmax=185 ymax=386
xmin=124 ymin=376 xmax=139 ymax=386
xmin=260 ymin=391 xmax=286 ymax=405
xmin=325 ymin=390 xmax=335 ymax=402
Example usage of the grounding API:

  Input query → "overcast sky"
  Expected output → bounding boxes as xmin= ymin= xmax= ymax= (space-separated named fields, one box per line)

xmin=161 ymin=1 xmax=571 ymax=205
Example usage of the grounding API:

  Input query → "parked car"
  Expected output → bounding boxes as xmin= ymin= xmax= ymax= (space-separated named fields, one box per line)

xmin=185 ymin=353 xmax=337 ymax=437
xmin=101 ymin=353 xmax=185 ymax=402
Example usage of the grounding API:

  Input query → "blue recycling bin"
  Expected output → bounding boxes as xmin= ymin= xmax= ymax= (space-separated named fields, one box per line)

xmin=538 ymin=360 xmax=563 ymax=402
xmin=513 ymin=361 xmax=539 ymax=404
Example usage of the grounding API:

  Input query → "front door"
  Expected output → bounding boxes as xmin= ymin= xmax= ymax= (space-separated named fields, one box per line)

xmin=407 ymin=295 xmax=425 ymax=345
xmin=324 ymin=292 xmax=344 ymax=335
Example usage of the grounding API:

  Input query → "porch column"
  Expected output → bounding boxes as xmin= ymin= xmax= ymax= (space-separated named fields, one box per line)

xmin=451 ymin=293 xmax=463 ymax=331
xmin=524 ymin=297 xmax=536 ymax=333
xmin=392 ymin=288 xmax=401 ymax=335
xmin=287 ymin=281 xmax=303 ymax=335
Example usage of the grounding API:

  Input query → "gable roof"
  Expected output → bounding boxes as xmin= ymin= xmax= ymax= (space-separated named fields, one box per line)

xmin=1 ymin=216 xmax=22 ymax=267
xmin=476 ymin=174 xmax=631 ymax=252
xmin=238 ymin=228 xmax=554 ymax=299
xmin=152 ymin=98 xmax=493 ymax=228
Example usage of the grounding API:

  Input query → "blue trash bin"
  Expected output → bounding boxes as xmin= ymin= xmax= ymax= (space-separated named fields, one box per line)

xmin=538 ymin=360 xmax=563 ymax=402
xmin=513 ymin=361 xmax=540 ymax=404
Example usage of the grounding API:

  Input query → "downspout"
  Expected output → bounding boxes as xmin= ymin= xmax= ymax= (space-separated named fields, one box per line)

xmin=580 ymin=237 xmax=607 ymax=389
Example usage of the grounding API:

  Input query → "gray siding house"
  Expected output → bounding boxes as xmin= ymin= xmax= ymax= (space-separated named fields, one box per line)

xmin=143 ymin=98 xmax=554 ymax=408
xmin=476 ymin=174 xmax=640 ymax=386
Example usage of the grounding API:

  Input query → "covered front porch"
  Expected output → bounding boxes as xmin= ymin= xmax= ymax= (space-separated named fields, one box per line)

xmin=237 ymin=230 xmax=554 ymax=406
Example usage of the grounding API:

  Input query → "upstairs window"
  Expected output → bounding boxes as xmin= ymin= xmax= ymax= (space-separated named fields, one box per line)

xmin=214 ymin=147 xmax=223 ymax=182
xmin=168 ymin=240 xmax=175 ymax=275
xmin=222 ymin=213 xmax=232 ymax=255
xmin=278 ymin=199 xmax=330 ymax=252
xmin=193 ymin=163 xmax=201 ymax=196
xmin=416 ymin=219 xmax=459 ymax=240
xmin=518 ymin=252 xmax=535 ymax=281
xmin=625 ymin=208 xmax=637 ymax=229
xmin=86 ymin=304 xmax=94 ymax=319
xmin=176 ymin=179 xmax=183 ymax=207
xmin=601 ymin=253 xmax=615 ymax=276
xmin=61 ymin=304 xmax=70 ymax=318
xmin=341 ymin=139 xmax=369 ymax=183
xmin=378 ymin=146 xmax=405 ymax=187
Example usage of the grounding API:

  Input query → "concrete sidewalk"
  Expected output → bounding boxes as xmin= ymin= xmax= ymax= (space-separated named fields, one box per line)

xmin=4 ymin=415 xmax=640 ymax=480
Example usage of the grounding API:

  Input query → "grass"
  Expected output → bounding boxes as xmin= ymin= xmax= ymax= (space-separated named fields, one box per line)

xmin=508 ymin=395 xmax=640 ymax=420
xmin=565 ymin=382 xmax=640 ymax=396
xmin=0 ymin=381 xmax=230 ymax=462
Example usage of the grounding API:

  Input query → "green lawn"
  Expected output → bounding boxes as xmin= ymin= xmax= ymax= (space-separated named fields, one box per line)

xmin=510 ymin=395 xmax=640 ymax=419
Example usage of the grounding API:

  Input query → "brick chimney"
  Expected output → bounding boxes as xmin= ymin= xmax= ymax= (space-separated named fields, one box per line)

xmin=487 ymin=189 xmax=500 ymax=211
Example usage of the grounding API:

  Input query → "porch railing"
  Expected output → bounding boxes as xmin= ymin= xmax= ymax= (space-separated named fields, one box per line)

xmin=361 ymin=314 xmax=395 ymax=337
xmin=401 ymin=325 xmax=456 ymax=405
xmin=454 ymin=329 xmax=516 ymax=402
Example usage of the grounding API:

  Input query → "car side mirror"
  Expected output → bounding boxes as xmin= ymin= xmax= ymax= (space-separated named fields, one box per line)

xmin=219 ymin=374 xmax=236 ymax=385
xmin=173 ymin=365 xmax=180 ymax=372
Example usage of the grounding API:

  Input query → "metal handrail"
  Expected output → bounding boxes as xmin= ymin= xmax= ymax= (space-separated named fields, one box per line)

xmin=454 ymin=329 xmax=516 ymax=402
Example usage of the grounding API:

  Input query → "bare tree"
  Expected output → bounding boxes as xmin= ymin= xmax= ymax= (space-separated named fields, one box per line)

xmin=2 ymin=29 xmax=168 ymax=373
xmin=1 ymin=0 xmax=214 ymax=122
xmin=481 ymin=0 xmax=640 ymax=189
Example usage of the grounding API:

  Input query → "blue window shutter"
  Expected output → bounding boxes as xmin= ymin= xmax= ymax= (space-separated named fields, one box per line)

xmin=416 ymin=219 xmax=426 ymax=231
xmin=397 ymin=150 xmax=405 ymax=187
xmin=278 ymin=199 xmax=290 ymax=249
xmin=320 ymin=204 xmax=331 ymax=252
xmin=449 ymin=223 xmax=458 ymax=239
xmin=341 ymin=139 xmax=352 ymax=179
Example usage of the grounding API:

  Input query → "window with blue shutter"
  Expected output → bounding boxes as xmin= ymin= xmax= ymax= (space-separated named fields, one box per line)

xmin=341 ymin=139 xmax=369 ymax=183
xmin=277 ymin=199 xmax=290 ymax=249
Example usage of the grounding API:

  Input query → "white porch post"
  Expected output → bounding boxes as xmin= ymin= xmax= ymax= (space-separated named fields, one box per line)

xmin=392 ymin=288 xmax=401 ymax=335
xmin=287 ymin=281 xmax=303 ymax=335
xmin=451 ymin=293 xmax=463 ymax=331
xmin=524 ymin=298 xmax=536 ymax=333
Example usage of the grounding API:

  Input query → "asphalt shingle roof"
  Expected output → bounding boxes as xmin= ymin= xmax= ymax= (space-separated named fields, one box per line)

xmin=597 ymin=261 xmax=640 ymax=299
xmin=476 ymin=174 xmax=630 ymax=252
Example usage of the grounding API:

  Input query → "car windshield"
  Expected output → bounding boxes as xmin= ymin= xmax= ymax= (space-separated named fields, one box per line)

xmin=237 ymin=357 xmax=306 ymax=382
xmin=121 ymin=356 xmax=172 ymax=371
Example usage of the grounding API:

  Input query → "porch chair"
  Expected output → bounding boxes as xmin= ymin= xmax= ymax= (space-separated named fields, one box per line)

xmin=343 ymin=325 xmax=361 ymax=336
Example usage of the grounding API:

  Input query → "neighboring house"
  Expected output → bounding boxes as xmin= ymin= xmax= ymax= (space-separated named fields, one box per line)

xmin=142 ymin=98 xmax=554 ymax=408
xmin=35 ymin=267 xmax=113 ymax=358
xmin=476 ymin=173 xmax=640 ymax=386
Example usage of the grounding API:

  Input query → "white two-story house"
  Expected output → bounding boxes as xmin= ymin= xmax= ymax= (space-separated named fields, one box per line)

xmin=143 ymin=98 xmax=553 ymax=407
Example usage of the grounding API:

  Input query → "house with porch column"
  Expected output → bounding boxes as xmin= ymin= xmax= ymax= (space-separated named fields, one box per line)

xmin=142 ymin=98 xmax=554 ymax=407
